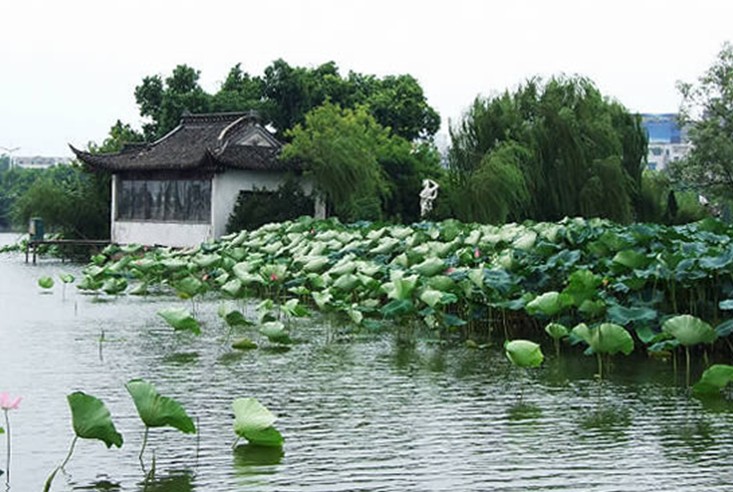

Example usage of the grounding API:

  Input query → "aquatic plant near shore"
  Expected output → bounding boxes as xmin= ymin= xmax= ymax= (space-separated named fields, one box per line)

xmin=662 ymin=315 xmax=718 ymax=387
xmin=571 ymin=322 xmax=634 ymax=380
xmin=157 ymin=307 xmax=201 ymax=335
xmin=126 ymin=379 xmax=196 ymax=471
xmin=38 ymin=276 xmax=54 ymax=290
xmin=43 ymin=392 xmax=122 ymax=492
xmin=692 ymin=364 xmax=733 ymax=396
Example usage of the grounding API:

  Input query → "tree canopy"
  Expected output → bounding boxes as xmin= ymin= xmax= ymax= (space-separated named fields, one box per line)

xmin=132 ymin=60 xmax=439 ymax=142
xmin=445 ymin=76 xmax=647 ymax=223
xmin=672 ymin=42 xmax=733 ymax=202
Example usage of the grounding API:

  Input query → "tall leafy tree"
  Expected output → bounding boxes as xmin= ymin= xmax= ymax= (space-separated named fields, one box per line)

xmin=672 ymin=42 xmax=733 ymax=201
xmin=448 ymin=76 xmax=647 ymax=223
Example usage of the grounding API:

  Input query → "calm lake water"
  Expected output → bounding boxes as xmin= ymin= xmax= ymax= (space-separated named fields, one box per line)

xmin=2 ymin=232 xmax=733 ymax=491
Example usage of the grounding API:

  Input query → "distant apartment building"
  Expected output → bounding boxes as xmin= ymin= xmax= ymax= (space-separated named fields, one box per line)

xmin=12 ymin=156 xmax=71 ymax=169
xmin=640 ymin=113 xmax=692 ymax=171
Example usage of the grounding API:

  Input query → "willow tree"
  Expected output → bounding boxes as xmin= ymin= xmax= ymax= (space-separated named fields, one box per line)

xmin=282 ymin=102 xmax=390 ymax=221
xmin=448 ymin=76 xmax=647 ymax=223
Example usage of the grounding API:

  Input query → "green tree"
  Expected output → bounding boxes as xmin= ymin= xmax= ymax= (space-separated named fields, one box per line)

xmin=673 ymin=42 xmax=733 ymax=202
xmin=282 ymin=103 xmax=389 ymax=221
xmin=448 ymin=76 xmax=646 ymax=223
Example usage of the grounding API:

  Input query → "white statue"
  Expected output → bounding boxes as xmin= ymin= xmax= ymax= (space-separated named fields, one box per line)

xmin=419 ymin=179 xmax=440 ymax=218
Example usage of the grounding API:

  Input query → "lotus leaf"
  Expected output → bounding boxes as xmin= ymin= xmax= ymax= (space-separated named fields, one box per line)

xmin=526 ymin=291 xmax=572 ymax=317
xmin=612 ymin=250 xmax=649 ymax=269
xmin=716 ymin=319 xmax=733 ymax=337
xmin=719 ymin=300 xmax=733 ymax=311
xmin=571 ymin=322 xmax=634 ymax=355
xmin=607 ymin=305 xmax=657 ymax=326
xmin=218 ymin=305 xmax=251 ymax=327
xmin=312 ymin=290 xmax=333 ymax=310
xmin=662 ymin=315 xmax=717 ymax=346
xmin=232 ymin=338 xmax=258 ymax=350
xmin=562 ymin=269 xmax=601 ymax=305
xmin=505 ymin=339 xmax=544 ymax=368
xmin=102 ymin=277 xmax=127 ymax=295
xmin=161 ymin=258 xmax=188 ymax=271
xmin=221 ymin=278 xmax=242 ymax=297
xmin=333 ymin=273 xmax=360 ymax=292
xmin=419 ymin=288 xmax=443 ymax=308
xmin=383 ymin=272 xmax=418 ymax=301
xmin=303 ymin=256 xmax=330 ymax=273
xmin=174 ymin=276 xmax=204 ymax=298
xmin=692 ymin=364 xmax=733 ymax=395
xmin=346 ymin=304 xmax=363 ymax=324
xmin=129 ymin=282 xmax=149 ymax=296
xmin=428 ymin=275 xmax=454 ymax=291
xmin=157 ymin=307 xmax=201 ymax=335
xmin=233 ymin=397 xmax=283 ymax=447
xmin=370 ymin=237 xmax=400 ymax=255
xmin=38 ymin=276 xmax=54 ymax=289
xmin=59 ymin=273 xmax=75 ymax=284
xmin=67 ymin=392 xmax=123 ymax=448
xmin=512 ymin=231 xmax=537 ymax=250
xmin=261 ymin=241 xmax=283 ymax=255
xmin=381 ymin=299 xmax=414 ymax=318
xmin=413 ymin=257 xmax=445 ymax=277
xmin=578 ymin=299 xmax=606 ymax=318
xmin=545 ymin=322 xmax=568 ymax=340
xmin=280 ymin=298 xmax=309 ymax=317
xmin=126 ymin=379 xmax=196 ymax=433
xmin=259 ymin=321 xmax=291 ymax=344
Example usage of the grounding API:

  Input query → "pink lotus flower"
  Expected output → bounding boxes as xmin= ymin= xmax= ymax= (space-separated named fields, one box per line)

xmin=270 ymin=273 xmax=278 ymax=282
xmin=444 ymin=267 xmax=456 ymax=275
xmin=0 ymin=392 xmax=20 ymax=410
xmin=474 ymin=248 xmax=481 ymax=259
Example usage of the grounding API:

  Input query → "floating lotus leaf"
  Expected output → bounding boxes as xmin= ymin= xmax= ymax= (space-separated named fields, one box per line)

xmin=157 ymin=307 xmax=201 ymax=335
xmin=232 ymin=338 xmax=258 ymax=350
xmin=67 ymin=391 xmax=123 ymax=448
xmin=693 ymin=364 xmax=733 ymax=395
xmin=38 ymin=276 xmax=54 ymax=289
xmin=233 ymin=397 xmax=283 ymax=447
xmin=505 ymin=339 xmax=544 ymax=368
xmin=571 ymin=322 xmax=634 ymax=355
xmin=126 ymin=379 xmax=195 ymax=433
xmin=662 ymin=314 xmax=717 ymax=346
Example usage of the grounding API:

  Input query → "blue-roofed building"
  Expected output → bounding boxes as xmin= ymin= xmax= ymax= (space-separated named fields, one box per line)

xmin=640 ymin=113 xmax=691 ymax=171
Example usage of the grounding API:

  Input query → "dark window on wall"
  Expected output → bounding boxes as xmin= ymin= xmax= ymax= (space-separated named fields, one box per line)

xmin=117 ymin=178 xmax=211 ymax=222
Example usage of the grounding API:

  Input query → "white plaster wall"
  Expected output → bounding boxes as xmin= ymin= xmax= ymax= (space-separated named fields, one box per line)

xmin=112 ymin=221 xmax=212 ymax=248
xmin=211 ymin=171 xmax=318 ymax=237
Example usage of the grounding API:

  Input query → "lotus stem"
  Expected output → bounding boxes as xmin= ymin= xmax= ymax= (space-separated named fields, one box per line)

xmin=60 ymin=435 xmax=78 ymax=470
xmin=596 ymin=352 xmax=603 ymax=381
xmin=686 ymin=346 xmax=691 ymax=388
xmin=139 ymin=426 xmax=150 ymax=470
xmin=44 ymin=436 xmax=78 ymax=492
xmin=4 ymin=409 xmax=10 ymax=485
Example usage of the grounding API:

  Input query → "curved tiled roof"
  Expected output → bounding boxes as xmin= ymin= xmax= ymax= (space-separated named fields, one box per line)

xmin=71 ymin=112 xmax=297 ymax=172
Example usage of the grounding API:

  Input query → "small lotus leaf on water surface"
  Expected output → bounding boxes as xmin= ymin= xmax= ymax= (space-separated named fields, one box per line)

xmin=67 ymin=392 xmax=123 ymax=448
xmin=59 ymin=273 xmax=75 ymax=284
xmin=259 ymin=321 xmax=292 ymax=344
xmin=157 ymin=306 xmax=201 ymax=335
xmin=125 ymin=379 xmax=196 ymax=433
xmin=38 ymin=276 xmax=54 ymax=289
xmin=544 ymin=322 xmax=568 ymax=341
xmin=505 ymin=340 xmax=544 ymax=368
xmin=233 ymin=397 xmax=284 ymax=447
xmin=662 ymin=314 xmax=717 ymax=346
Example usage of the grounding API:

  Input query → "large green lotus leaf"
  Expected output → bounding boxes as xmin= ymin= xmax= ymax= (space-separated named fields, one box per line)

xmin=132 ymin=257 xmax=157 ymax=272
xmin=333 ymin=273 xmax=360 ymax=292
xmin=38 ymin=276 xmax=54 ymax=289
xmin=174 ymin=276 xmax=203 ymax=298
xmin=302 ymin=256 xmax=330 ymax=273
xmin=193 ymin=254 xmax=219 ymax=269
xmin=221 ymin=278 xmax=242 ymax=297
xmin=328 ymin=258 xmax=357 ymax=276
xmin=571 ymin=323 xmax=634 ymax=355
xmin=259 ymin=321 xmax=291 ymax=344
xmin=67 ymin=392 xmax=123 ymax=448
xmin=562 ymin=269 xmax=601 ymax=305
xmin=578 ymin=299 xmax=606 ymax=318
xmin=312 ymin=290 xmax=333 ymax=310
xmin=161 ymin=258 xmax=188 ymax=271
xmin=233 ymin=398 xmax=283 ymax=447
xmin=413 ymin=257 xmax=445 ymax=277
xmin=428 ymin=275 xmax=454 ymax=292
xmin=545 ymin=322 xmax=568 ymax=340
xmin=526 ymin=291 xmax=572 ymax=317
xmin=280 ymin=299 xmax=309 ymax=318
xmin=217 ymin=304 xmax=251 ymax=327
xmin=102 ymin=277 xmax=127 ymax=295
xmin=419 ymin=288 xmax=443 ymax=308
xmin=505 ymin=340 xmax=544 ymax=368
xmin=380 ymin=299 xmax=414 ymax=318
xmin=383 ymin=272 xmax=418 ymax=301
xmin=662 ymin=315 xmax=717 ymax=346
xmin=125 ymin=379 xmax=195 ymax=433
xmin=607 ymin=305 xmax=657 ymax=326
xmin=467 ymin=267 xmax=484 ymax=289
xmin=261 ymin=241 xmax=283 ymax=255
xmin=512 ymin=231 xmax=537 ymax=250
xmin=612 ymin=250 xmax=650 ymax=270
xmin=693 ymin=364 xmax=733 ymax=395
xmin=157 ymin=307 xmax=201 ymax=335
xmin=370 ymin=237 xmax=400 ymax=255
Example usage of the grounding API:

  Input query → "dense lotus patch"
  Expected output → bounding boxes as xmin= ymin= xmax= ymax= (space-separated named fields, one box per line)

xmin=69 ymin=216 xmax=733 ymax=367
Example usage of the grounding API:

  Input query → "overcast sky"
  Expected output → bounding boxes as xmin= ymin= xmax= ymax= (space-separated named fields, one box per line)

xmin=1 ymin=0 xmax=732 ymax=156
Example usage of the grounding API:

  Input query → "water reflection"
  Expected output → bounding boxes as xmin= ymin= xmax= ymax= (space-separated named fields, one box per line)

xmin=507 ymin=402 xmax=543 ymax=421
xmin=138 ymin=470 xmax=194 ymax=492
